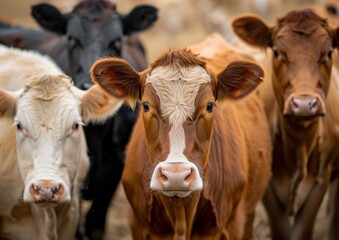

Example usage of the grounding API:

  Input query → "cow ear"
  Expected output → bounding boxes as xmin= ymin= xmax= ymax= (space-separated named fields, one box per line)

xmin=74 ymin=85 xmax=123 ymax=123
xmin=216 ymin=61 xmax=264 ymax=101
xmin=31 ymin=3 xmax=69 ymax=35
xmin=90 ymin=58 xmax=141 ymax=107
xmin=0 ymin=88 xmax=17 ymax=119
xmin=122 ymin=5 xmax=158 ymax=35
xmin=232 ymin=15 xmax=272 ymax=48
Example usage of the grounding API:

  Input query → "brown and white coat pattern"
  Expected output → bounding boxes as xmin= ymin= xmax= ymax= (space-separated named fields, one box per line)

xmin=91 ymin=42 xmax=271 ymax=240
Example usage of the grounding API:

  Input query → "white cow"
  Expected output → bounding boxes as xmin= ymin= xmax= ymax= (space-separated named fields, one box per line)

xmin=0 ymin=45 xmax=122 ymax=239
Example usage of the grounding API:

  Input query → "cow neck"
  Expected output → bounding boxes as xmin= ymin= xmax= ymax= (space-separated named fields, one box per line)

xmin=159 ymin=192 xmax=200 ymax=239
xmin=277 ymin=112 xmax=320 ymax=216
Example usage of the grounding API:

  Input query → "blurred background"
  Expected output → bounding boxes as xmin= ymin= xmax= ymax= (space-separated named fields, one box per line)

xmin=0 ymin=0 xmax=336 ymax=239
xmin=0 ymin=0 xmax=335 ymax=62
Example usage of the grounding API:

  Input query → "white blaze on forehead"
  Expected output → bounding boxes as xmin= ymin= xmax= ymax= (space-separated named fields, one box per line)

xmin=146 ymin=65 xmax=211 ymax=162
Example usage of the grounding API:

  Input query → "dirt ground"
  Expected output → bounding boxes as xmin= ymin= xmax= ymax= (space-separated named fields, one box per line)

xmin=0 ymin=0 xmax=331 ymax=239
xmin=87 ymin=183 xmax=328 ymax=240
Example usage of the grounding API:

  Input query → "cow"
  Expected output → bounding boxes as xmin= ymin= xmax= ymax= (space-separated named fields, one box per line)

xmin=89 ymin=33 xmax=272 ymax=239
xmin=232 ymin=9 xmax=339 ymax=240
xmin=0 ymin=1 xmax=158 ymax=238
xmin=0 ymin=45 xmax=123 ymax=239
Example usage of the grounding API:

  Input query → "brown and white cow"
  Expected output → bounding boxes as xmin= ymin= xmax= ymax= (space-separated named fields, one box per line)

xmin=90 ymin=34 xmax=271 ymax=239
xmin=233 ymin=9 xmax=339 ymax=240
xmin=0 ymin=45 xmax=122 ymax=239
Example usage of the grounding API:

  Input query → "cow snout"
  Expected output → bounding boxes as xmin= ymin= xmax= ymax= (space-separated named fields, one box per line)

xmin=29 ymin=181 xmax=65 ymax=203
xmin=150 ymin=162 xmax=203 ymax=197
xmin=284 ymin=95 xmax=325 ymax=118
xmin=159 ymin=166 xmax=194 ymax=190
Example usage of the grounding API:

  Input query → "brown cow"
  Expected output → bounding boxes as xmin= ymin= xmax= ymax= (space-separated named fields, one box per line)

xmin=90 ymin=34 xmax=271 ymax=239
xmin=233 ymin=9 xmax=339 ymax=240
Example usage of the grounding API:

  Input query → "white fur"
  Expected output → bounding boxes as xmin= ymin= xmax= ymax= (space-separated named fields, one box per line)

xmin=147 ymin=65 xmax=210 ymax=196
xmin=0 ymin=45 xmax=115 ymax=239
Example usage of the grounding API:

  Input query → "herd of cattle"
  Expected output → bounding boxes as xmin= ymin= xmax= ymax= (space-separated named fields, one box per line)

xmin=0 ymin=0 xmax=339 ymax=240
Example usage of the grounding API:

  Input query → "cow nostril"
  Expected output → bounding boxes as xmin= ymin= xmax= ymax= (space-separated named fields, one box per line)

xmin=32 ymin=184 xmax=41 ymax=193
xmin=50 ymin=185 xmax=60 ymax=194
xmin=184 ymin=169 xmax=194 ymax=184
xmin=160 ymin=169 xmax=168 ymax=183
xmin=292 ymin=97 xmax=300 ymax=108
xmin=309 ymin=98 xmax=318 ymax=110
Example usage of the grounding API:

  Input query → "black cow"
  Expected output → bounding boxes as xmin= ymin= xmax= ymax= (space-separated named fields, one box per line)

xmin=0 ymin=1 xmax=158 ymax=239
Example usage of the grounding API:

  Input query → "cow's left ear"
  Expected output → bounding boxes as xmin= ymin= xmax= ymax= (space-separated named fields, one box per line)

xmin=216 ymin=61 xmax=264 ymax=101
xmin=73 ymin=85 xmax=123 ymax=123
xmin=122 ymin=5 xmax=158 ymax=35
xmin=90 ymin=57 xmax=141 ymax=106
xmin=31 ymin=3 xmax=69 ymax=35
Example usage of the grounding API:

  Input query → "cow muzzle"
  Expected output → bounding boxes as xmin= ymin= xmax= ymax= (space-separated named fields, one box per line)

xmin=283 ymin=94 xmax=325 ymax=118
xmin=150 ymin=162 xmax=203 ymax=198
xmin=25 ymin=180 xmax=69 ymax=204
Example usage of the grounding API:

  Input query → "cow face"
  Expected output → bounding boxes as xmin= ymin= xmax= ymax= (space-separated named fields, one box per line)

xmin=91 ymin=49 xmax=263 ymax=198
xmin=0 ymin=75 xmax=122 ymax=204
xmin=233 ymin=9 xmax=339 ymax=121
xmin=31 ymin=1 xmax=158 ymax=89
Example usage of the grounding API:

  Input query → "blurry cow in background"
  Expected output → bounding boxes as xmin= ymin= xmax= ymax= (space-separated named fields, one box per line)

xmin=0 ymin=1 xmax=158 ymax=239
xmin=233 ymin=9 xmax=339 ymax=239
xmin=0 ymin=45 xmax=122 ymax=239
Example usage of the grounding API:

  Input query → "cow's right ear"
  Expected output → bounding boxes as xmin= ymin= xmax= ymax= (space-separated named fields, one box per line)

xmin=31 ymin=3 xmax=69 ymax=35
xmin=90 ymin=58 xmax=141 ymax=106
xmin=0 ymin=88 xmax=17 ymax=119
xmin=232 ymin=15 xmax=272 ymax=48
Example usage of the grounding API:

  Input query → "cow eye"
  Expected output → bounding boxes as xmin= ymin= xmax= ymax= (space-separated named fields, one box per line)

xmin=206 ymin=102 xmax=214 ymax=112
xmin=328 ymin=50 xmax=333 ymax=59
xmin=318 ymin=51 xmax=333 ymax=64
xmin=16 ymin=123 xmax=23 ymax=131
xmin=142 ymin=102 xmax=150 ymax=112
xmin=72 ymin=122 xmax=80 ymax=131
xmin=273 ymin=49 xmax=279 ymax=58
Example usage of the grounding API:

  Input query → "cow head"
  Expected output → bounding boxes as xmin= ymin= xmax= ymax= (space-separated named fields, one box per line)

xmin=91 ymin=49 xmax=263 ymax=198
xmin=31 ymin=0 xmax=158 ymax=89
xmin=0 ymin=75 xmax=122 ymax=204
xmin=233 ymin=9 xmax=339 ymax=121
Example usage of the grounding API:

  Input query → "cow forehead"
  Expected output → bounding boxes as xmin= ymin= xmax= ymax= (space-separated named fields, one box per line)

xmin=146 ymin=65 xmax=211 ymax=123
xmin=274 ymin=11 xmax=331 ymax=46
xmin=16 ymin=77 xmax=81 ymax=134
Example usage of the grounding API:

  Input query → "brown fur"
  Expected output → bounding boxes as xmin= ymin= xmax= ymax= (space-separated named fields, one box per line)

xmin=233 ymin=9 xmax=339 ymax=240
xmin=91 ymin=34 xmax=271 ymax=239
